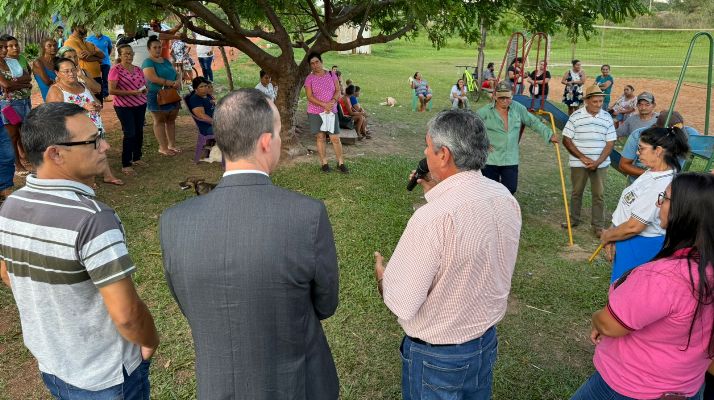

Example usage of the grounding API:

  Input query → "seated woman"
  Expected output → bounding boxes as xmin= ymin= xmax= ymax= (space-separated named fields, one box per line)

xmin=599 ymin=126 xmax=689 ymax=282
xmin=411 ymin=72 xmax=432 ymax=112
xmin=450 ymin=78 xmax=469 ymax=110
xmin=186 ymin=77 xmax=215 ymax=136
xmin=608 ymin=85 xmax=637 ymax=128
xmin=526 ymin=61 xmax=550 ymax=103
xmin=340 ymin=84 xmax=367 ymax=140
xmin=571 ymin=172 xmax=714 ymax=400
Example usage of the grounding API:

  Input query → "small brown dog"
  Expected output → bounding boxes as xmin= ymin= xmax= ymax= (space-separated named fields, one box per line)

xmin=179 ymin=177 xmax=216 ymax=196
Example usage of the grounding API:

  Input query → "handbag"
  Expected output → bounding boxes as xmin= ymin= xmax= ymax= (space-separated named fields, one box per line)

xmin=1 ymin=103 xmax=22 ymax=125
xmin=157 ymin=87 xmax=181 ymax=105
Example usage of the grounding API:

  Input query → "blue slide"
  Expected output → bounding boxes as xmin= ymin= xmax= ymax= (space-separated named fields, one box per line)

xmin=512 ymin=94 xmax=570 ymax=131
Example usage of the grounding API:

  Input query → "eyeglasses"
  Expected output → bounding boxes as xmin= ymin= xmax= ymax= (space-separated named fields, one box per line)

xmin=55 ymin=134 xmax=103 ymax=150
xmin=657 ymin=191 xmax=670 ymax=206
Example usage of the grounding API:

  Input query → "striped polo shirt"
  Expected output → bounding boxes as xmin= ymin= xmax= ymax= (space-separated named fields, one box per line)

xmin=382 ymin=170 xmax=522 ymax=344
xmin=0 ymin=175 xmax=141 ymax=391
xmin=562 ymin=107 xmax=617 ymax=168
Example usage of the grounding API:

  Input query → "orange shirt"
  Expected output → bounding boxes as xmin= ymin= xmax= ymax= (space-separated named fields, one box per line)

xmin=64 ymin=35 xmax=102 ymax=78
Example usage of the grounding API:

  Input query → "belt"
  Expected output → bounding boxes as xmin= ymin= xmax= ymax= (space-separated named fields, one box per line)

xmin=407 ymin=336 xmax=452 ymax=347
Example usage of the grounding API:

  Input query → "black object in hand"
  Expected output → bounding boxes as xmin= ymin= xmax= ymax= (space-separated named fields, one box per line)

xmin=407 ymin=158 xmax=429 ymax=191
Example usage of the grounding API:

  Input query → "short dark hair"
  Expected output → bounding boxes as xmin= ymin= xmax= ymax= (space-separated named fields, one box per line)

xmin=572 ymin=59 xmax=580 ymax=66
xmin=147 ymin=36 xmax=160 ymax=49
xmin=354 ymin=86 xmax=361 ymax=93
xmin=259 ymin=69 xmax=268 ymax=78
xmin=601 ymin=64 xmax=610 ymax=69
xmin=625 ymin=84 xmax=635 ymax=91
xmin=192 ymin=76 xmax=211 ymax=90
xmin=0 ymin=34 xmax=17 ymax=43
xmin=427 ymin=110 xmax=489 ymax=171
xmin=213 ymin=89 xmax=276 ymax=161
xmin=332 ymin=65 xmax=338 ymax=69
xmin=307 ymin=52 xmax=322 ymax=63
xmin=53 ymin=57 xmax=75 ymax=72
xmin=487 ymin=62 xmax=494 ymax=69
xmin=345 ymin=85 xmax=355 ymax=95
xmin=21 ymin=103 xmax=87 ymax=166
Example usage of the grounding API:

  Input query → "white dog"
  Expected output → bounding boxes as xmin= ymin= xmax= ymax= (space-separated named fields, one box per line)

xmin=201 ymin=145 xmax=223 ymax=163
xmin=379 ymin=97 xmax=397 ymax=107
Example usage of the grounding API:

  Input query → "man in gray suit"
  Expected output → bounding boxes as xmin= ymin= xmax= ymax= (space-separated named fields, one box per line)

xmin=160 ymin=89 xmax=340 ymax=399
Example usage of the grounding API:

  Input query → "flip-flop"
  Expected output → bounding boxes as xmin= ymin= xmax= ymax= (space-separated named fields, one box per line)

xmin=158 ymin=150 xmax=177 ymax=156
xmin=103 ymin=178 xmax=125 ymax=186
xmin=168 ymin=147 xmax=182 ymax=153
xmin=121 ymin=167 xmax=136 ymax=176
xmin=131 ymin=160 xmax=148 ymax=166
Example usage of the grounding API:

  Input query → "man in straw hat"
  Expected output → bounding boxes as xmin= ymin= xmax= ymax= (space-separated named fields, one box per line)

xmin=477 ymin=81 xmax=557 ymax=194
xmin=562 ymin=84 xmax=617 ymax=237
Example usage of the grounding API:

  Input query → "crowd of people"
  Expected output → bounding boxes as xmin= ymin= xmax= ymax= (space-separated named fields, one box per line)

xmin=0 ymin=23 xmax=713 ymax=400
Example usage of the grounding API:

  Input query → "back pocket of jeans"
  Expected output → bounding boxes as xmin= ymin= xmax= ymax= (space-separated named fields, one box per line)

xmin=421 ymin=361 xmax=469 ymax=398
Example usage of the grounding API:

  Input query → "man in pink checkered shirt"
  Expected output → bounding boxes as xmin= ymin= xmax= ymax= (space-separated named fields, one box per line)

xmin=375 ymin=109 xmax=522 ymax=400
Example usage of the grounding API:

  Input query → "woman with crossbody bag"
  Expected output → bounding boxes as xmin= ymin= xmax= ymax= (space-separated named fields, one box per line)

xmin=0 ymin=36 xmax=33 ymax=176
xmin=142 ymin=36 xmax=181 ymax=156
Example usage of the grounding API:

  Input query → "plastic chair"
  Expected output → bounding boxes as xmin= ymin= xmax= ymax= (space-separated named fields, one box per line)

xmin=683 ymin=135 xmax=714 ymax=172
xmin=184 ymin=93 xmax=223 ymax=165
xmin=411 ymin=89 xmax=433 ymax=112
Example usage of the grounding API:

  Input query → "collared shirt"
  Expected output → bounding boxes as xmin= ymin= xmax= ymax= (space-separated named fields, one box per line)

xmin=562 ymin=107 xmax=617 ymax=168
xmin=86 ymin=34 xmax=112 ymax=66
xmin=621 ymin=125 xmax=699 ymax=184
xmin=0 ymin=175 xmax=140 ymax=390
xmin=255 ymin=82 xmax=277 ymax=101
xmin=383 ymin=170 xmax=522 ymax=344
xmin=616 ymin=113 xmax=657 ymax=137
xmin=477 ymin=101 xmax=553 ymax=166
xmin=611 ymin=169 xmax=674 ymax=237
xmin=223 ymin=169 xmax=269 ymax=177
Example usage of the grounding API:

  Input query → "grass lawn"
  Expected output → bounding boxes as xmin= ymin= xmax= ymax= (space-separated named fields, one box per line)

xmin=1 ymin=30 xmax=711 ymax=399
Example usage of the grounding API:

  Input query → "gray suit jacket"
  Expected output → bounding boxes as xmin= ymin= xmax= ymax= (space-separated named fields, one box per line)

xmin=160 ymin=173 xmax=339 ymax=400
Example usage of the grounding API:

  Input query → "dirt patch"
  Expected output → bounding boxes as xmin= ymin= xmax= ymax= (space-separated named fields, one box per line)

xmin=607 ymin=78 xmax=714 ymax=133
xmin=558 ymin=243 xmax=593 ymax=262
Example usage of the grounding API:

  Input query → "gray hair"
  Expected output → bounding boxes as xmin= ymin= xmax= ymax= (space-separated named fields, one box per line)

xmin=213 ymin=89 xmax=276 ymax=161
xmin=426 ymin=110 xmax=489 ymax=171
xmin=21 ymin=103 xmax=86 ymax=166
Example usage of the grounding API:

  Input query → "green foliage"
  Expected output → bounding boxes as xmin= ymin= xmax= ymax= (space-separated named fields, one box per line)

xmin=23 ymin=43 xmax=39 ymax=61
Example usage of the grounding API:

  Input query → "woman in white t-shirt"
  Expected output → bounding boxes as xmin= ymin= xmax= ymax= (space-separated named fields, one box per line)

xmin=600 ymin=126 xmax=690 ymax=282
xmin=450 ymin=79 xmax=469 ymax=110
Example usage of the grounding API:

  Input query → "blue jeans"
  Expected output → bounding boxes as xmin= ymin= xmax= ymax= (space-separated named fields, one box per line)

xmin=400 ymin=327 xmax=498 ymax=400
xmin=571 ymin=371 xmax=703 ymax=400
xmin=0 ymin=124 xmax=14 ymax=190
xmin=482 ymin=164 xmax=519 ymax=194
xmin=41 ymin=360 xmax=151 ymax=400
xmin=198 ymin=56 xmax=214 ymax=82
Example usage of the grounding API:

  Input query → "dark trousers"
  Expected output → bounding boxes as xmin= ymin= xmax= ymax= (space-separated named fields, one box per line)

xmin=114 ymin=104 xmax=147 ymax=167
xmin=482 ymin=164 xmax=519 ymax=194
xmin=93 ymin=77 xmax=104 ymax=103
xmin=198 ymin=56 xmax=214 ymax=82
xmin=100 ymin=64 xmax=110 ymax=100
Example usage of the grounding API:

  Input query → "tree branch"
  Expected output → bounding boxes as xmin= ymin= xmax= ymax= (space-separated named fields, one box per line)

xmin=305 ymin=0 xmax=332 ymax=40
xmin=257 ymin=0 xmax=292 ymax=54
xmin=325 ymin=23 xmax=415 ymax=52
xmin=357 ymin=3 xmax=372 ymax=38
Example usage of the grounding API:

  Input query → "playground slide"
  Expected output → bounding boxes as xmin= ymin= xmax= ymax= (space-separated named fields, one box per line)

xmin=512 ymin=94 xmax=570 ymax=131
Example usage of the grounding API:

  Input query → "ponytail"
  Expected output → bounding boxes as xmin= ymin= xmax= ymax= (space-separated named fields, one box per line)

xmin=640 ymin=126 xmax=690 ymax=172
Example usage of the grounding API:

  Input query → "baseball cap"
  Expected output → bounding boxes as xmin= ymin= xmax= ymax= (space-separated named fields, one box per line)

xmin=637 ymin=92 xmax=655 ymax=104
xmin=494 ymin=81 xmax=512 ymax=98
xmin=655 ymin=111 xmax=684 ymax=128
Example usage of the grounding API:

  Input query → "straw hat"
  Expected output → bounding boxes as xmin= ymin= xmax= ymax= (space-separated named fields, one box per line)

xmin=584 ymin=85 xmax=605 ymax=99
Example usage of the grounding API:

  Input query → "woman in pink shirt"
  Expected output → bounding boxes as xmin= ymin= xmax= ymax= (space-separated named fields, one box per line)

xmin=571 ymin=173 xmax=714 ymax=400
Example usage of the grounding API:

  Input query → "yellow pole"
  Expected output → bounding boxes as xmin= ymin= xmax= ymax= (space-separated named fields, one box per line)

xmin=537 ymin=110 xmax=574 ymax=246
xmin=589 ymin=243 xmax=605 ymax=263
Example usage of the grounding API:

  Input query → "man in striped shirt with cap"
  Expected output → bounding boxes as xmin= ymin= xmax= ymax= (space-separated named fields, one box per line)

xmin=562 ymin=84 xmax=617 ymax=237
xmin=0 ymin=103 xmax=158 ymax=398
xmin=374 ymin=109 xmax=522 ymax=400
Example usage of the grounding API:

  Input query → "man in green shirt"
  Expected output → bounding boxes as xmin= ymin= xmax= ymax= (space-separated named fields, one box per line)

xmin=477 ymin=81 xmax=557 ymax=193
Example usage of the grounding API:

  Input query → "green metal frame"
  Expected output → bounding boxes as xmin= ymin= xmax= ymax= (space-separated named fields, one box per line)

xmin=668 ymin=32 xmax=714 ymax=171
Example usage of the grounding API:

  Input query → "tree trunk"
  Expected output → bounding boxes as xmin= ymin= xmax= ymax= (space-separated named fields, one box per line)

xmin=218 ymin=46 xmax=234 ymax=91
xmin=273 ymin=67 xmax=307 ymax=158
xmin=476 ymin=20 xmax=487 ymax=85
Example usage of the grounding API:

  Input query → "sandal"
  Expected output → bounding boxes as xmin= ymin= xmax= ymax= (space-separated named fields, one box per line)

xmin=121 ymin=167 xmax=136 ymax=176
xmin=158 ymin=150 xmax=177 ymax=156
xmin=103 ymin=178 xmax=125 ymax=186
xmin=168 ymin=147 xmax=182 ymax=153
xmin=131 ymin=160 xmax=148 ymax=167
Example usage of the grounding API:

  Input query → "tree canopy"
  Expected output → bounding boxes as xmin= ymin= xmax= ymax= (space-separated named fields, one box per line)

xmin=1 ymin=0 xmax=647 ymax=147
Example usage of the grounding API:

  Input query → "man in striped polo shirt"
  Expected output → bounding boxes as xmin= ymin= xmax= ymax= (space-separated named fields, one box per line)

xmin=562 ymin=85 xmax=617 ymax=237
xmin=0 ymin=103 xmax=158 ymax=398
xmin=374 ymin=110 xmax=522 ymax=400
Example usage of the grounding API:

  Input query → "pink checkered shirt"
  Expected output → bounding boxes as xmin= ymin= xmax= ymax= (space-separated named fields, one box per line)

xmin=383 ymin=170 xmax=522 ymax=344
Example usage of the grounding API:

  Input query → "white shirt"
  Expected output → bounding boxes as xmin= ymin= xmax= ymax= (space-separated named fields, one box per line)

xmin=611 ymin=169 xmax=674 ymax=237
xmin=223 ymin=169 xmax=269 ymax=178
xmin=255 ymin=82 xmax=277 ymax=101
xmin=450 ymin=85 xmax=465 ymax=99
xmin=195 ymin=34 xmax=213 ymax=58
xmin=562 ymin=107 xmax=617 ymax=168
